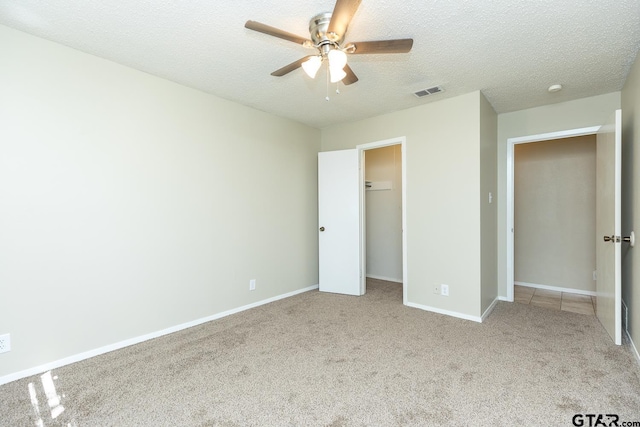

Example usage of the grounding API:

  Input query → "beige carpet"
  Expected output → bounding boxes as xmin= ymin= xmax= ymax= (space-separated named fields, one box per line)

xmin=1 ymin=279 xmax=639 ymax=426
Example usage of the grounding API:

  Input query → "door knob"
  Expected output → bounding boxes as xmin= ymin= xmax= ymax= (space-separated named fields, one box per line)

xmin=319 ymin=227 xmax=325 ymax=232
xmin=603 ymin=235 xmax=615 ymax=242
xmin=623 ymin=231 xmax=635 ymax=247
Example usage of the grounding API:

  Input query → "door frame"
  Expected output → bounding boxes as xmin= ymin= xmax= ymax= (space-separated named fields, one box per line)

xmin=506 ymin=126 xmax=600 ymax=301
xmin=356 ymin=137 xmax=408 ymax=304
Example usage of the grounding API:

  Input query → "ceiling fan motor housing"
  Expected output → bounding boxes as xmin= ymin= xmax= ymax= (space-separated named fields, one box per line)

xmin=309 ymin=13 xmax=344 ymax=48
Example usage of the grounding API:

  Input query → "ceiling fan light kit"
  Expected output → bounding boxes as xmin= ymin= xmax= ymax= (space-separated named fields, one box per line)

xmin=245 ymin=0 xmax=413 ymax=89
xmin=327 ymin=49 xmax=348 ymax=82
xmin=302 ymin=55 xmax=322 ymax=78
xmin=329 ymin=67 xmax=347 ymax=83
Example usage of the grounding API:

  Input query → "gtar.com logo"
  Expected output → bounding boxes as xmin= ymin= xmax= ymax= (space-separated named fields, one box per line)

xmin=572 ymin=414 xmax=640 ymax=427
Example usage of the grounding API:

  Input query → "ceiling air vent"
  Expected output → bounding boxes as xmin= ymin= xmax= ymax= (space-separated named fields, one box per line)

xmin=414 ymin=86 xmax=444 ymax=98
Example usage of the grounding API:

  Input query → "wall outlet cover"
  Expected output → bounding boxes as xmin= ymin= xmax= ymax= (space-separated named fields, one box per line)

xmin=0 ymin=334 xmax=10 ymax=353
xmin=441 ymin=284 xmax=449 ymax=296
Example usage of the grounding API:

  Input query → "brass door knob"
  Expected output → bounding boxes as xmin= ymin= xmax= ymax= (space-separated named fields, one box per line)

xmin=319 ymin=227 xmax=325 ymax=232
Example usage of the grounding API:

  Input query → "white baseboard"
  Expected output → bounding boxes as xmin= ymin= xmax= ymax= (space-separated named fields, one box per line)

xmin=514 ymin=281 xmax=596 ymax=296
xmin=0 ymin=284 xmax=319 ymax=386
xmin=622 ymin=299 xmax=640 ymax=366
xmin=405 ymin=302 xmax=482 ymax=323
xmin=481 ymin=298 xmax=499 ymax=322
xmin=498 ymin=296 xmax=511 ymax=302
xmin=366 ymin=274 xmax=403 ymax=283
xmin=627 ymin=330 xmax=640 ymax=366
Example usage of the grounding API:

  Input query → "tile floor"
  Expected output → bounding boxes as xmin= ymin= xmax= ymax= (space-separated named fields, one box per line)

xmin=514 ymin=285 xmax=596 ymax=315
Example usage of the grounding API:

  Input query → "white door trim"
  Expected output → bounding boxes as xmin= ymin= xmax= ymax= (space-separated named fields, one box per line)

xmin=506 ymin=126 xmax=600 ymax=301
xmin=357 ymin=137 xmax=408 ymax=304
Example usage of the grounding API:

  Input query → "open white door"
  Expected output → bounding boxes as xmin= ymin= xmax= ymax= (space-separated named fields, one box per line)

xmin=318 ymin=150 xmax=361 ymax=296
xmin=595 ymin=109 xmax=622 ymax=345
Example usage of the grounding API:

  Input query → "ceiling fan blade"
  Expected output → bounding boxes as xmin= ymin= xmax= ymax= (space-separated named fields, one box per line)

xmin=327 ymin=0 xmax=362 ymax=38
xmin=342 ymin=64 xmax=359 ymax=85
xmin=271 ymin=56 xmax=314 ymax=77
xmin=245 ymin=20 xmax=311 ymax=46
xmin=349 ymin=39 xmax=414 ymax=54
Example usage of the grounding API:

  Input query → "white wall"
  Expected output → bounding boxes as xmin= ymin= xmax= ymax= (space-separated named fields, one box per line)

xmin=621 ymin=51 xmax=640 ymax=354
xmin=514 ymin=136 xmax=596 ymax=292
xmin=0 ymin=25 xmax=321 ymax=379
xmin=365 ymin=145 xmax=403 ymax=282
xmin=322 ymin=91 xmax=497 ymax=319
xmin=497 ymin=92 xmax=621 ymax=298
xmin=480 ymin=94 xmax=498 ymax=312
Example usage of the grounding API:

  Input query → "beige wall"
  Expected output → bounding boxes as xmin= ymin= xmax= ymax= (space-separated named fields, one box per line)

xmin=322 ymin=91 xmax=497 ymax=319
xmin=497 ymin=92 xmax=622 ymax=298
xmin=621 ymin=51 xmax=640 ymax=353
xmin=480 ymin=94 xmax=498 ymax=312
xmin=0 ymin=25 xmax=321 ymax=379
xmin=514 ymin=136 xmax=596 ymax=292
xmin=364 ymin=145 xmax=403 ymax=282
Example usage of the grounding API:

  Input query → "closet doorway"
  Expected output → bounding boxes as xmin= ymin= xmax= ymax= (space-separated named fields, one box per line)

xmin=505 ymin=110 xmax=624 ymax=345
xmin=357 ymin=137 xmax=407 ymax=303
xmin=513 ymin=135 xmax=597 ymax=314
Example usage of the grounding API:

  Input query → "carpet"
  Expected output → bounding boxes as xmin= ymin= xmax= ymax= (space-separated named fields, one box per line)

xmin=1 ymin=279 xmax=639 ymax=426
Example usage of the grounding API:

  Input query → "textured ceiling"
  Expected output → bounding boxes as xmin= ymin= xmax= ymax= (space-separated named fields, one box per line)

xmin=1 ymin=1 xmax=640 ymax=129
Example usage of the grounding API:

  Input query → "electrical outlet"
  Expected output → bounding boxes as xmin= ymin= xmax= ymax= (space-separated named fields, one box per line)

xmin=441 ymin=284 xmax=449 ymax=296
xmin=433 ymin=286 xmax=439 ymax=295
xmin=0 ymin=334 xmax=10 ymax=354
xmin=249 ymin=279 xmax=256 ymax=291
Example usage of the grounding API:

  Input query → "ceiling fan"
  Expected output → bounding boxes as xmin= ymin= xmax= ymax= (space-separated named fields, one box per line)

xmin=245 ymin=0 xmax=413 ymax=86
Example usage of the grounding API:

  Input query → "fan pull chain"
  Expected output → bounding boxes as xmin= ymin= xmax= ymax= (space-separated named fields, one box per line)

xmin=325 ymin=63 xmax=330 ymax=101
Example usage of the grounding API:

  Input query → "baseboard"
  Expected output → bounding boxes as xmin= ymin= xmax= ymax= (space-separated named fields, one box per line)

xmin=366 ymin=274 xmax=403 ymax=283
xmin=405 ymin=302 xmax=482 ymax=323
xmin=0 ymin=284 xmax=319 ymax=386
xmin=481 ymin=298 xmax=500 ymax=322
xmin=498 ymin=296 xmax=510 ymax=302
xmin=514 ymin=281 xmax=596 ymax=296
xmin=627 ymin=330 xmax=640 ymax=366
xmin=622 ymin=299 xmax=640 ymax=366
